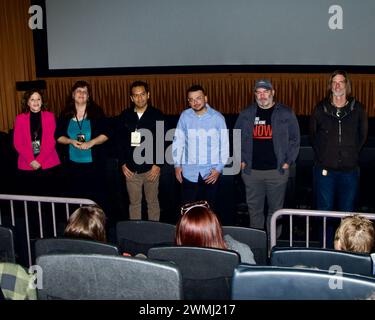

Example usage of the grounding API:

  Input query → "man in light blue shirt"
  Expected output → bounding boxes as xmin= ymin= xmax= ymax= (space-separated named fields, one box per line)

xmin=172 ymin=85 xmax=229 ymax=209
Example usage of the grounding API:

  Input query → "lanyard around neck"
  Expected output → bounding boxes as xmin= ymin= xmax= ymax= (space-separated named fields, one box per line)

xmin=75 ymin=110 xmax=86 ymax=132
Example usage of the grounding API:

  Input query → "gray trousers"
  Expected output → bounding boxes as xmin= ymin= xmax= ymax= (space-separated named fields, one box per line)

xmin=241 ymin=169 xmax=289 ymax=234
xmin=126 ymin=170 xmax=160 ymax=221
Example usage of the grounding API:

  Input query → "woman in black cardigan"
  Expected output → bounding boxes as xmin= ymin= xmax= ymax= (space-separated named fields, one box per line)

xmin=56 ymin=80 xmax=110 ymax=208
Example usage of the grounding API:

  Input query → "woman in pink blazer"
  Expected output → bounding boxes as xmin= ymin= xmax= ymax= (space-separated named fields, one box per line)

xmin=13 ymin=89 xmax=61 ymax=196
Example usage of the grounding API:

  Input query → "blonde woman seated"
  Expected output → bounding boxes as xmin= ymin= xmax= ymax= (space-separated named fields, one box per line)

xmin=334 ymin=215 xmax=375 ymax=275
xmin=64 ymin=205 xmax=106 ymax=242
xmin=176 ymin=201 xmax=256 ymax=264
xmin=334 ymin=215 xmax=374 ymax=254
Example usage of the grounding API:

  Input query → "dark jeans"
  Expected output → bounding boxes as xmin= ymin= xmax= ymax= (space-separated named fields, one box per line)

xmin=181 ymin=174 xmax=219 ymax=211
xmin=314 ymin=165 xmax=359 ymax=248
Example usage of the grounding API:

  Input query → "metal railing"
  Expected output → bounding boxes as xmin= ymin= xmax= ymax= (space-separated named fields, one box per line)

xmin=270 ymin=208 xmax=375 ymax=250
xmin=0 ymin=194 xmax=96 ymax=266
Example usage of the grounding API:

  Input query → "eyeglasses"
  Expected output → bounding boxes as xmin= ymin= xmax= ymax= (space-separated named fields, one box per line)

xmin=180 ymin=200 xmax=209 ymax=215
xmin=187 ymin=96 xmax=205 ymax=104
xmin=75 ymin=89 xmax=88 ymax=95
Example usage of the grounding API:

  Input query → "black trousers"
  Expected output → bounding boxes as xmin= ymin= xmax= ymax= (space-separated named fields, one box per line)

xmin=15 ymin=165 xmax=63 ymax=197
xmin=181 ymin=174 xmax=219 ymax=211
xmin=65 ymin=161 xmax=110 ymax=219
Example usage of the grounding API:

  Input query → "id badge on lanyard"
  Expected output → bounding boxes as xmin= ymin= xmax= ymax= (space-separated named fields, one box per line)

xmin=131 ymin=130 xmax=141 ymax=147
xmin=77 ymin=133 xmax=86 ymax=142
xmin=32 ymin=139 xmax=41 ymax=155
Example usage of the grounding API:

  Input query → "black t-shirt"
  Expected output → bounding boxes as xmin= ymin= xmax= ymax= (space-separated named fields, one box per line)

xmin=252 ymin=106 xmax=277 ymax=170
xmin=30 ymin=111 xmax=42 ymax=141
xmin=30 ymin=111 xmax=42 ymax=156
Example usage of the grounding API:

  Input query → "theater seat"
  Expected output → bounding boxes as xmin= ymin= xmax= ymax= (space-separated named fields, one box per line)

xmin=222 ymin=226 xmax=267 ymax=265
xmin=270 ymin=247 xmax=373 ymax=276
xmin=232 ymin=264 xmax=375 ymax=300
xmin=116 ymin=220 xmax=175 ymax=255
xmin=0 ymin=227 xmax=16 ymax=263
xmin=148 ymin=246 xmax=240 ymax=300
xmin=36 ymin=254 xmax=182 ymax=300
xmin=34 ymin=238 xmax=119 ymax=263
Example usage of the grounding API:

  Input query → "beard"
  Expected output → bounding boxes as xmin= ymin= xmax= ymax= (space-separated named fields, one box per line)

xmin=332 ymin=89 xmax=346 ymax=98
xmin=256 ymin=98 xmax=272 ymax=108
xmin=192 ymin=105 xmax=206 ymax=113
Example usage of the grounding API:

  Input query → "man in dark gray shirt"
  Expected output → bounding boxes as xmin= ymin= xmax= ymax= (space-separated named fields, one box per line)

xmin=235 ymin=79 xmax=300 ymax=239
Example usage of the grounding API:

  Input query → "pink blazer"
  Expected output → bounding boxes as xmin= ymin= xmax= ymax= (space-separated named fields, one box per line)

xmin=13 ymin=111 xmax=60 ymax=170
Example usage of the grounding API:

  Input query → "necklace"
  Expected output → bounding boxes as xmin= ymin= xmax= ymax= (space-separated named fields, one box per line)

xmin=332 ymin=100 xmax=348 ymax=108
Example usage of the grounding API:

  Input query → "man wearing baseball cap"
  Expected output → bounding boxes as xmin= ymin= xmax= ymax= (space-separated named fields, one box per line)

xmin=234 ymin=79 xmax=300 ymax=240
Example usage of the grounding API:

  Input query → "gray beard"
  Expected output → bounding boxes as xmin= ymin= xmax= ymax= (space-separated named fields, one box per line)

xmin=332 ymin=91 xmax=346 ymax=98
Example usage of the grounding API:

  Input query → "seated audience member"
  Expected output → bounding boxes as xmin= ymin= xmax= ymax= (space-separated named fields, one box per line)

xmin=64 ymin=205 xmax=106 ymax=242
xmin=64 ymin=205 xmax=145 ymax=258
xmin=334 ymin=215 xmax=374 ymax=254
xmin=0 ymin=262 xmax=37 ymax=300
xmin=334 ymin=215 xmax=375 ymax=276
xmin=176 ymin=201 xmax=256 ymax=264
